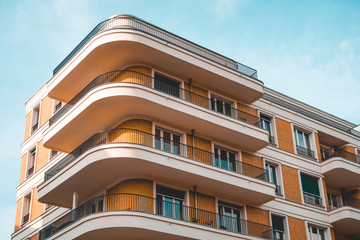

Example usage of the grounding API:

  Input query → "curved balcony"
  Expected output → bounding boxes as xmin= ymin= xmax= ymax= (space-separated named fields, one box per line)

xmin=38 ymin=128 xmax=275 ymax=208
xmin=44 ymin=70 xmax=269 ymax=152
xmin=321 ymin=148 xmax=360 ymax=189
xmin=328 ymin=196 xmax=360 ymax=238
xmin=48 ymin=15 xmax=263 ymax=104
xmin=39 ymin=193 xmax=273 ymax=240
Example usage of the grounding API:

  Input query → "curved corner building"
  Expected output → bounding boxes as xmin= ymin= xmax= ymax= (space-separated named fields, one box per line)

xmin=12 ymin=15 xmax=360 ymax=240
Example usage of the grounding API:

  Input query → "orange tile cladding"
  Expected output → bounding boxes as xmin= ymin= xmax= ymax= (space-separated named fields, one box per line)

xmin=241 ymin=152 xmax=263 ymax=169
xmin=237 ymin=103 xmax=258 ymax=116
xmin=275 ymin=117 xmax=295 ymax=153
xmin=186 ymin=134 xmax=212 ymax=165
xmin=35 ymin=140 xmax=48 ymax=172
xmin=184 ymin=83 xmax=209 ymax=108
xmin=14 ymin=198 xmax=23 ymax=231
xmin=246 ymin=206 xmax=270 ymax=226
xmin=112 ymin=66 xmax=152 ymax=87
xmin=19 ymin=153 xmax=27 ymax=184
xmin=342 ymin=145 xmax=356 ymax=154
xmin=282 ymin=165 xmax=302 ymax=203
xmin=40 ymin=96 xmax=53 ymax=126
xmin=288 ymin=216 xmax=307 ymax=240
xmin=30 ymin=187 xmax=44 ymax=221
xmin=24 ymin=112 xmax=31 ymax=140
xmin=107 ymin=179 xmax=153 ymax=198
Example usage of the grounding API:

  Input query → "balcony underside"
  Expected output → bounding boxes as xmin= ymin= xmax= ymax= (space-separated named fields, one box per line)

xmin=38 ymin=144 xmax=275 ymax=208
xmin=43 ymin=84 xmax=269 ymax=153
xmin=329 ymin=207 xmax=360 ymax=238
xmin=321 ymin=158 xmax=360 ymax=189
xmin=48 ymin=30 xmax=263 ymax=104
xmin=47 ymin=211 xmax=261 ymax=240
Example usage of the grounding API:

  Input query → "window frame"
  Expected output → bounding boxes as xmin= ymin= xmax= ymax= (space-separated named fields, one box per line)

xmin=26 ymin=147 xmax=37 ymax=178
xmin=49 ymin=149 xmax=59 ymax=160
xmin=270 ymin=213 xmax=288 ymax=240
xmin=214 ymin=145 xmax=238 ymax=172
xmin=53 ymin=100 xmax=63 ymax=114
xmin=155 ymin=184 xmax=186 ymax=220
xmin=217 ymin=200 xmax=244 ymax=233
xmin=307 ymin=224 xmax=327 ymax=240
xmin=260 ymin=113 xmax=276 ymax=145
xmin=299 ymin=172 xmax=324 ymax=207
xmin=21 ymin=192 xmax=32 ymax=226
xmin=154 ymin=72 xmax=182 ymax=98
xmin=292 ymin=126 xmax=317 ymax=159
xmin=265 ymin=161 xmax=282 ymax=196
xmin=154 ymin=126 xmax=182 ymax=155
xmin=30 ymin=104 xmax=40 ymax=134
xmin=210 ymin=94 xmax=235 ymax=118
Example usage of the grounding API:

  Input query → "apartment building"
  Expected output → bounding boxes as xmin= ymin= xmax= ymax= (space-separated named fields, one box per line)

xmin=12 ymin=15 xmax=360 ymax=240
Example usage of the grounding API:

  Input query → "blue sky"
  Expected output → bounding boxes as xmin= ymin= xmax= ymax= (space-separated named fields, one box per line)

xmin=0 ymin=0 xmax=359 ymax=238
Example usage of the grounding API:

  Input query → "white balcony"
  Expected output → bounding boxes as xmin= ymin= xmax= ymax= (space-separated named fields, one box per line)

xmin=38 ymin=143 xmax=275 ymax=208
xmin=43 ymin=83 xmax=269 ymax=153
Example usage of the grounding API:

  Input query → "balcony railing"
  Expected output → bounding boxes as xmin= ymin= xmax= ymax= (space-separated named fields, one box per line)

xmin=39 ymin=193 xmax=272 ymax=240
xmin=296 ymin=145 xmax=315 ymax=159
xmin=22 ymin=214 xmax=29 ymax=226
xmin=275 ymin=185 xmax=282 ymax=196
xmin=321 ymin=147 xmax=360 ymax=164
xmin=272 ymin=229 xmax=285 ymax=240
xmin=44 ymin=128 xmax=269 ymax=183
xmin=53 ymin=15 xmax=258 ymax=79
xmin=268 ymin=136 xmax=275 ymax=145
xmin=329 ymin=195 xmax=360 ymax=211
xmin=31 ymin=123 xmax=39 ymax=133
xmin=303 ymin=192 xmax=322 ymax=206
xmin=48 ymin=70 xmax=262 ymax=129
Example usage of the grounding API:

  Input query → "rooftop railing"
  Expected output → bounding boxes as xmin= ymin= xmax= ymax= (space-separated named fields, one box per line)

xmin=44 ymin=128 xmax=269 ymax=183
xmin=53 ymin=15 xmax=258 ymax=79
xmin=321 ymin=147 xmax=360 ymax=164
xmin=48 ymin=70 xmax=262 ymax=128
xmin=39 ymin=193 xmax=273 ymax=239
xmin=329 ymin=195 xmax=360 ymax=211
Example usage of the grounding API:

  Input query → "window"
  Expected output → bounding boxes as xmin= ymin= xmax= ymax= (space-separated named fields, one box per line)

xmin=27 ymin=148 xmax=36 ymax=178
xmin=271 ymin=214 xmax=285 ymax=240
xmin=154 ymin=73 xmax=180 ymax=97
xmin=308 ymin=225 xmax=326 ymax=240
xmin=155 ymin=127 xmax=181 ymax=155
xmin=218 ymin=201 xmax=243 ymax=233
xmin=260 ymin=114 xmax=275 ymax=144
xmin=22 ymin=193 xmax=31 ymax=225
xmin=300 ymin=174 xmax=322 ymax=206
xmin=85 ymin=197 xmax=104 ymax=214
xmin=53 ymin=100 xmax=62 ymax=113
xmin=210 ymin=96 xmax=233 ymax=117
xmin=357 ymin=148 xmax=360 ymax=163
xmin=156 ymin=185 xmax=184 ymax=219
xmin=214 ymin=146 xmax=237 ymax=171
xmin=31 ymin=106 xmax=40 ymax=133
xmin=294 ymin=129 xmax=314 ymax=158
xmin=265 ymin=163 xmax=281 ymax=195
xmin=49 ymin=149 xmax=58 ymax=160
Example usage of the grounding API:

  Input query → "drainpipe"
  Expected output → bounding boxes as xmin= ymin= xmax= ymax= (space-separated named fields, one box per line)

xmin=193 ymin=185 xmax=198 ymax=221
xmin=189 ymin=78 xmax=192 ymax=102
xmin=191 ymin=129 xmax=195 ymax=160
